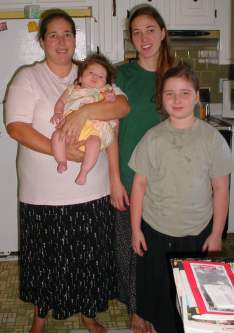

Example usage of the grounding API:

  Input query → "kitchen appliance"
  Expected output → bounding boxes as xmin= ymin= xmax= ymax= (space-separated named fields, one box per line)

xmin=222 ymin=80 xmax=234 ymax=118
xmin=0 ymin=18 xmax=91 ymax=254
xmin=124 ymin=29 xmax=220 ymax=61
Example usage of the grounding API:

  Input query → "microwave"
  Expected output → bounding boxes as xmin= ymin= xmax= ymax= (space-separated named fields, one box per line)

xmin=223 ymin=80 xmax=234 ymax=118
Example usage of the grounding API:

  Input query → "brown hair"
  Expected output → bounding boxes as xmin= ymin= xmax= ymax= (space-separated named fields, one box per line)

xmin=128 ymin=5 xmax=174 ymax=86
xmin=158 ymin=62 xmax=200 ymax=110
xmin=38 ymin=8 xmax=76 ymax=41
xmin=76 ymin=53 xmax=116 ymax=85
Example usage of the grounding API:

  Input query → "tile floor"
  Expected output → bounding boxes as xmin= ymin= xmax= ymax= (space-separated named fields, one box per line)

xmin=0 ymin=259 xmax=130 ymax=333
xmin=1 ymin=233 xmax=234 ymax=333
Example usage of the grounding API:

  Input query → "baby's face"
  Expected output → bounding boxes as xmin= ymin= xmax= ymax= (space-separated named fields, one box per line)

xmin=80 ymin=63 xmax=107 ymax=89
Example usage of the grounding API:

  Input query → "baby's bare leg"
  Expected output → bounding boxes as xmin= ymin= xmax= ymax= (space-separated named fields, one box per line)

xmin=51 ymin=129 xmax=67 ymax=173
xmin=75 ymin=135 xmax=101 ymax=185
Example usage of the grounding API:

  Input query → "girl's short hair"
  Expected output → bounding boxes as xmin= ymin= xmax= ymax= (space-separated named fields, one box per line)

xmin=76 ymin=53 xmax=116 ymax=85
xmin=38 ymin=8 xmax=76 ymax=41
xmin=158 ymin=62 xmax=200 ymax=108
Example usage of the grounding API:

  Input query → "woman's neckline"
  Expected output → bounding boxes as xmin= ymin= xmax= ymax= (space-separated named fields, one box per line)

xmin=44 ymin=61 xmax=75 ymax=80
xmin=137 ymin=58 xmax=157 ymax=72
xmin=44 ymin=60 xmax=74 ymax=78
xmin=134 ymin=60 xmax=156 ymax=74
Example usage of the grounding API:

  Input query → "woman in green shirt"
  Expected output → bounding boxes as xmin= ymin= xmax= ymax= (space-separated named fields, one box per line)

xmin=110 ymin=5 xmax=174 ymax=332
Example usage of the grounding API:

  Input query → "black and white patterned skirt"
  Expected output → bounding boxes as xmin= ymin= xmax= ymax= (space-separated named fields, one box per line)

xmin=19 ymin=196 xmax=118 ymax=319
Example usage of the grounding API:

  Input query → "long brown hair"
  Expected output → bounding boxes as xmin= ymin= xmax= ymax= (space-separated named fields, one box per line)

xmin=128 ymin=5 xmax=174 ymax=76
xmin=128 ymin=5 xmax=174 ymax=103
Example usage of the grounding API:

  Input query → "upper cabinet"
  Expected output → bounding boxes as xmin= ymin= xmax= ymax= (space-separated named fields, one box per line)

xmin=127 ymin=0 xmax=170 ymax=25
xmin=94 ymin=0 xmax=232 ymax=64
xmin=93 ymin=0 xmax=171 ymax=64
xmin=167 ymin=0 xmax=232 ymax=64
xmin=0 ymin=1 xmax=94 ymax=8
xmin=168 ymin=0 xmax=217 ymax=28
xmin=0 ymin=0 xmax=232 ymax=64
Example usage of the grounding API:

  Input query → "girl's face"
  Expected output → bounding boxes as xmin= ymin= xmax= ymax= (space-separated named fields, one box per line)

xmin=80 ymin=63 xmax=107 ymax=89
xmin=131 ymin=15 xmax=165 ymax=61
xmin=40 ymin=18 xmax=75 ymax=69
xmin=162 ymin=77 xmax=199 ymax=122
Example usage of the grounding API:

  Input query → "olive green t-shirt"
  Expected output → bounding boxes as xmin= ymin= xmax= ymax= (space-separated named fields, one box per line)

xmin=129 ymin=119 xmax=234 ymax=237
xmin=116 ymin=61 xmax=161 ymax=193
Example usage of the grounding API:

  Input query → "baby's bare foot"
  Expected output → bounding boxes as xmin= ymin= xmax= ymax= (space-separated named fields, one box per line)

xmin=81 ymin=315 xmax=107 ymax=333
xmin=131 ymin=313 xmax=152 ymax=333
xmin=75 ymin=173 xmax=87 ymax=185
xmin=57 ymin=162 xmax=67 ymax=173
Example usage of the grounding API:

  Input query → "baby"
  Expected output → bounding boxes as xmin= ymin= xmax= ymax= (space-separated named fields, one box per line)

xmin=50 ymin=53 xmax=118 ymax=185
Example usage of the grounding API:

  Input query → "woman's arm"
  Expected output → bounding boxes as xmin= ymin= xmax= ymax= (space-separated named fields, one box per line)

xmin=130 ymin=173 xmax=148 ymax=257
xmin=7 ymin=122 xmax=83 ymax=162
xmin=107 ymin=127 xmax=129 ymax=211
xmin=60 ymin=95 xmax=129 ymax=142
xmin=202 ymin=175 xmax=229 ymax=253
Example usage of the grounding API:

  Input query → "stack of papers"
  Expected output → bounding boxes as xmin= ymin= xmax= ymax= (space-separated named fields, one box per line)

xmin=172 ymin=259 xmax=234 ymax=333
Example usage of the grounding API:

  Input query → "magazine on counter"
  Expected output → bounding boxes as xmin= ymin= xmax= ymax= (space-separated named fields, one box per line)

xmin=183 ymin=260 xmax=234 ymax=316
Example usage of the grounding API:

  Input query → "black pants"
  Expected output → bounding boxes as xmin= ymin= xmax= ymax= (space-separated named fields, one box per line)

xmin=136 ymin=220 xmax=212 ymax=333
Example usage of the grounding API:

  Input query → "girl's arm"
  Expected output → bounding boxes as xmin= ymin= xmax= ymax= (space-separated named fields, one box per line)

xmin=130 ymin=173 xmax=148 ymax=256
xmin=202 ymin=174 xmax=229 ymax=253
xmin=107 ymin=126 xmax=129 ymax=211
xmin=60 ymin=95 xmax=129 ymax=143
xmin=6 ymin=122 xmax=83 ymax=162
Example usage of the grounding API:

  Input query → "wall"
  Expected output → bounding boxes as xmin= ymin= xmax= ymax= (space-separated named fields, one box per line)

xmin=174 ymin=49 xmax=230 ymax=103
xmin=175 ymin=2 xmax=233 ymax=103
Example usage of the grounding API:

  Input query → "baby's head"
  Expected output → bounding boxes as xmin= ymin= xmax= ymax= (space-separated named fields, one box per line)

xmin=76 ymin=53 xmax=116 ymax=89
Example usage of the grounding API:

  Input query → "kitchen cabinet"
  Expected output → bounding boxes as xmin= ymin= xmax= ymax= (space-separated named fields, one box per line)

xmin=127 ymin=0 xmax=170 ymax=25
xmin=167 ymin=0 xmax=232 ymax=64
xmin=219 ymin=0 xmax=234 ymax=64
xmin=0 ymin=0 xmax=232 ymax=64
xmin=0 ymin=1 xmax=95 ymax=10
xmin=93 ymin=0 xmax=170 ymax=64
xmin=94 ymin=0 xmax=232 ymax=64
xmin=168 ymin=0 xmax=217 ymax=27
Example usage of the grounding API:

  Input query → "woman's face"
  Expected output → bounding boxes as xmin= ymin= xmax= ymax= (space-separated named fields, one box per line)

xmin=40 ymin=18 xmax=76 ymax=69
xmin=131 ymin=15 xmax=165 ymax=61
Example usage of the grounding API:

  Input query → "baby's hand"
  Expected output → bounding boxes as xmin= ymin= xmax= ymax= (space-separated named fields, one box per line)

xmin=50 ymin=113 xmax=64 ymax=126
xmin=104 ymin=90 xmax=116 ymax=102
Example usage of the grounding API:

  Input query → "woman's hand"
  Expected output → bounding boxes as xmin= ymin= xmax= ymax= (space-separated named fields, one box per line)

xmin=132 ymin=229 xmax=147 ymax=257
xmin=66 ymin=141 xmax=85 ymax=162
xmin=60 ymin=107 xmax=88 ymax=144
xmin=110 ymin=178 xmax=129 ymax=211
xmin=60 ymin=95 xmax=129 ymax=144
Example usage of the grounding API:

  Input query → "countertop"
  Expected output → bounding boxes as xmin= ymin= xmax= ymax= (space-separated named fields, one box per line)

xmin=205 ymin=116 xmax=233 ymax=130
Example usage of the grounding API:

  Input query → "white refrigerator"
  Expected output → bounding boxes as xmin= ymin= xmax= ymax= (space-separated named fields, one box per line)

xmin=0 ymin=18 xmax=91 ymax=254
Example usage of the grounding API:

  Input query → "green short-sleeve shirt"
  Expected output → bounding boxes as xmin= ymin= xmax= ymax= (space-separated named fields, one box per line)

xmin=129 ymin=118 xmax=234 ymax=237
xmin=116 ymin=61 xmax=161 ymax=193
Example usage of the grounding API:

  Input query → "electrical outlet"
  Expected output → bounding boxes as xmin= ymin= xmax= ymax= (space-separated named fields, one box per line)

xmin=219 ymin=78 xmax=227 ymax=93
